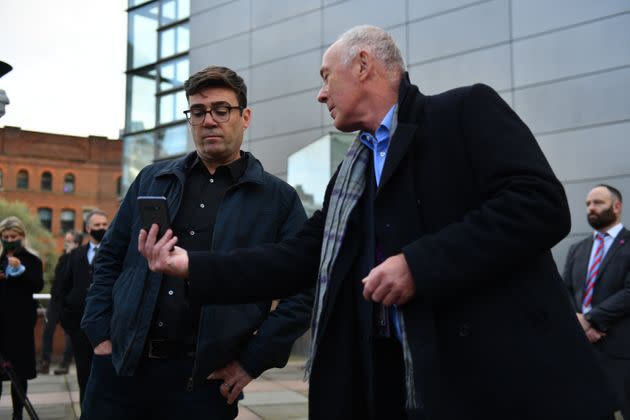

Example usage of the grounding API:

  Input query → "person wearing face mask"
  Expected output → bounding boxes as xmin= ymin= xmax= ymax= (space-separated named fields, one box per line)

xmin=0 ymin=216 xmax=44 ymax=420
xmin=40 ymin=230 xmax=84 ymax=375
xmin=59 ymin=210 xmax=109 ymax=404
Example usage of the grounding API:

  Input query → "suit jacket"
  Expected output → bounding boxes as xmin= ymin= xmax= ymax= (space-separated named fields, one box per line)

xmin=189 ymin=75 xmax=617 ymax=419
xmin=564 ymin=227 xmax=630 ymax=358
xmin=59 ymin=243 xmax=93 ymax=330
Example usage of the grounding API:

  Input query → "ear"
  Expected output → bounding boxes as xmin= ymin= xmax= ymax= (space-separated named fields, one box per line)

xmin=241 ymin=107 xmax=252 ymax=129
xmin=357 ymin=50 xmax=370 ymax=80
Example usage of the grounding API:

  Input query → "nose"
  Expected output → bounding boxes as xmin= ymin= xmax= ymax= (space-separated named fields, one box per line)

xmin=317 ymin=85 xmax=327 ymax=103
xmin=203 ymin=112 xmax=218 ymax=127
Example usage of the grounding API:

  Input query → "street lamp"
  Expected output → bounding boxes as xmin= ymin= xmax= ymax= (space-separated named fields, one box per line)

xmin=0 ymin=60 xmax=13 ymax=118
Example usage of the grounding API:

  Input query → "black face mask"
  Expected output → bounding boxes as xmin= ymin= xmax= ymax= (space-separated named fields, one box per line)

xmin=2 ymin=239 xmax=22 ymax=252
xmin=90 ymin=229 xmax=107 ymax=242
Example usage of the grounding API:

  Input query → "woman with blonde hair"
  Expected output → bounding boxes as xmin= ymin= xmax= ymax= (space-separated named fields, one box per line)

xmin=0 ymin=216 xmax=43 ymax=420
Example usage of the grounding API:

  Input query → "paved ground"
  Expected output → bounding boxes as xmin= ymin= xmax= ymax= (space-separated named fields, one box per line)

xmin=0 ymin=360 xmax=308 ymax=419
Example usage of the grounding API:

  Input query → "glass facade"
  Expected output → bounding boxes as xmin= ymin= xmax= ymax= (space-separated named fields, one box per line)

xmin=123 ymin=0 xmax=190 ymax=193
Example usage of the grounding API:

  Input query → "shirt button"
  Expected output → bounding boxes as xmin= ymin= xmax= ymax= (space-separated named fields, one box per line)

xmin=200 ymin=203 xmax=205 ymax=208
xmin=209 ymin=178 xmax=214 ymax=183
xmin=189 ymin=230 xmax=195 ymax=236
xmin=158 ymin=321 xmax=164 ymax=327
xmin=379 ymin=151 xmax=386 ymax=157
xmin=168 ymin=290 xmax=174 ymax=296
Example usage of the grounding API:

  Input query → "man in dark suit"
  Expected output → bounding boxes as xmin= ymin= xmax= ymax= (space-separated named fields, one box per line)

xmin=564 ymin=184 xmax=630 ymax=418
xmin=59 ymin=210 xmax=109 ymax=404
xmin=140 ymin=25 xmax=618 ymax=419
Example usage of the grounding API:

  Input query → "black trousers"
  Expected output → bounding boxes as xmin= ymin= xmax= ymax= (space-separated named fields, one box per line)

xmin=81 ymin=354 xmax=238 ymax=420
xmin=68 ymin=328 xmax=93 ymax=404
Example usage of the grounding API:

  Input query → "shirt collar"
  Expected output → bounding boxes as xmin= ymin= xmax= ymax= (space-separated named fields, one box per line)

xmin=594 ymin=223 xmax=624 ymax=240
xmin=89 ymin=241 xmax=99 ymax=251
xmin=360 ymin=104 xmax=397 ymax=145
xmin=189 ymin=151 xmax=248 ymax=182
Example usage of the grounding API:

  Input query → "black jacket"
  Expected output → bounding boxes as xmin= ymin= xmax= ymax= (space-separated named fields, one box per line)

xmin=58 ymin=244 xmax=92 ymax=331
xmin=82 ymin=151 xmax=313 ymax=384
xmin=188 ymin=76 xmax=617 ymax=419
xmin=0 ymin=248 xmax=43 ymax=380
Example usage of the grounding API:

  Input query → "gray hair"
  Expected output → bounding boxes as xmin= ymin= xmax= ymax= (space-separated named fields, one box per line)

xmin=336 ymin=25 xmax=406 ymax=75
xmin=84 ymin=209 xmax=108 ymax=226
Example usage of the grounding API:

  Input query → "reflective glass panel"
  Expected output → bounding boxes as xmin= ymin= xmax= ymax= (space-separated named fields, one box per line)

xmin=128 ymin=3 xmax=159 ymax=69
xmin=41 ymin=171 xmax=52 ymax=191
xmin=16 ymin=169 xmax=28 ymax=189
xmin=60 ymin=209 xmax=75 ymax=232
xmin=127 ymin=69 xmax=157 ymax=132
xmin=122 ymin=132 xmax=155 ymax=193
xmin=38 ymin=208 xmax=52 ymax=231
xmin=159 ymin=24 xmax=189 ymax=59
xmin=156 ymin=123 xmax=189 ymax=159
xmin=64 ymin=173 xmax=75 ymax=193
xmin=158 ymin=57 xmax=189 ymax=92
xmin=158 ymin=90 xmax=187 ymax=125
xmin=160 ymin=0 xmax=190 ymax=25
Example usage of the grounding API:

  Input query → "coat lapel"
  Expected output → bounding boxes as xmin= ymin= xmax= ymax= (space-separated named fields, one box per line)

xmin=377 ymin=123 xmax=417 ymax=195
xmin=597 ymin=228 xmax=629 ymax=280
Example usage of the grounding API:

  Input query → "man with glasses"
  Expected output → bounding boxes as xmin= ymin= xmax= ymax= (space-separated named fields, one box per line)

xmin=80 ymin=66 xmax=313 ymax=419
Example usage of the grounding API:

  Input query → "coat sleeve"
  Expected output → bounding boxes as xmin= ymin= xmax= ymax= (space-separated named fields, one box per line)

xmin=238 ymin=187 xmax=315 ymax=378
xmin=4 ymin=252 xmax=43 ymax=294
xmin=81 ymin=172 xmax=140 ymax=347
xmin=401 ymin=84 xmax=571 ymax=297
xmin=187 ymin=169 xmax=341 ymax=303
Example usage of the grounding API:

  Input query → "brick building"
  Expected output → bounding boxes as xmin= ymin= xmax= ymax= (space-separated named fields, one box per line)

xmin=0 ymin=126 xmax=122 ymax=249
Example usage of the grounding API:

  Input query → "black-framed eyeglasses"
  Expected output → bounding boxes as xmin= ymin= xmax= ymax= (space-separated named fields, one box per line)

xmin=183 ymin=105 xmax=244 ymax=125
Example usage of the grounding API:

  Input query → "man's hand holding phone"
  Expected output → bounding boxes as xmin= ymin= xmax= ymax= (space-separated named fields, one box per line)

xmin=138 ymin=224 xmax=189 ymax=279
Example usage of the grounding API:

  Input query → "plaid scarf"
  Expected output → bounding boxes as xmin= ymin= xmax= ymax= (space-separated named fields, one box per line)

xmin=305 ymin=126 xmax=420 ymax=409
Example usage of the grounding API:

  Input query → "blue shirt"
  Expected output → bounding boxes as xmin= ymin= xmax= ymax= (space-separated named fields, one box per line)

xmin=359 ymin=104 xmax=403 ymax=339
xmin=359 ymin=104 xmax=396 ymax=186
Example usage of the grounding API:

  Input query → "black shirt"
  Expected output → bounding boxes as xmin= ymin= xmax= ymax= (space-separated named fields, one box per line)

xmin=149 ymin=153 xmax=248 ymax=341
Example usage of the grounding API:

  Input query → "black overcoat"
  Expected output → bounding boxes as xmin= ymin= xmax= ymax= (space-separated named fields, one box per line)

xmin=189 ymin=76 xmax=618 ymax=419
xmin=0 ymin=247 xmax=43 ymax=380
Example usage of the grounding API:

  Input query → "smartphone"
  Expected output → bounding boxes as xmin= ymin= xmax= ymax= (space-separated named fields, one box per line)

xmin=137 ymin=196 xmax=171 ymax=239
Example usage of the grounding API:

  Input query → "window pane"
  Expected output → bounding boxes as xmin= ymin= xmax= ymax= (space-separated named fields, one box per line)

xmin=158 ymin=57 xmax=188 ymax=92
xmin=122 ymin=131 xmax=155 ymax=194
xmin=158 ymin=90 xmax=186 ymax=124
xmin=127 ymin=69 xmax=157 ymax=132
xmin=17 ymin=170 xmax=28 ymax=189
xmin=60 ymin=209 xmax=76 ymax=232
xmin=128 ymin=3 xmax=159 ymax=69
xmin=64 ymin=173 xmax=75 ymax=193
xmin=160 ymin=0 xmax=189 ymax=25
xmin=0 ymin=169 xmax=3 ymax=190
xmin=38 ymin=208 xmax=52 ymax=231
xmin=41 ymin=171 xmax=52 ymax=191
xmin=159 ymin=24 xmax=189 ymax=59
xmin=156 ymin=122 xmax=189 ymax=159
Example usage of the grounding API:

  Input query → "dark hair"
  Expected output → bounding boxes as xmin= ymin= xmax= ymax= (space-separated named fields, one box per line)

xmin=596 ymin=184 xmax=623 ymax=204
xmin=66 ymin=230 xmax=84 ymax=246
xmin=184 ymin=66 xmax=247 ymax=107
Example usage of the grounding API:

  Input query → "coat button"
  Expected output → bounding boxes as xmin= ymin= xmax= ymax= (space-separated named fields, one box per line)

xmin=458 ymin=322 xmax=471 ymax=337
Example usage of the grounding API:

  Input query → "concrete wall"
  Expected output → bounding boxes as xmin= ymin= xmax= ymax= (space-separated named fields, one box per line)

xmin=189 ymin=0 xmax=630 ymax=268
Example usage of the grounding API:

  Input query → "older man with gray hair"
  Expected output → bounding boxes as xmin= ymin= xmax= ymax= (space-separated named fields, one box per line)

xmin=141 ymin=25 xmax=618 ymax=419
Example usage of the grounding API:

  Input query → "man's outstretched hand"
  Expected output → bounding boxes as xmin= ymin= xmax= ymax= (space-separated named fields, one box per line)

xmin=138 ymin=224 xmax=189 ymax=278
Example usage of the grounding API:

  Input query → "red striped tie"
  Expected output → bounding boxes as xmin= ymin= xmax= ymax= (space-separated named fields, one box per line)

xmin=582 ymin=233 xmax=607 ymax=312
